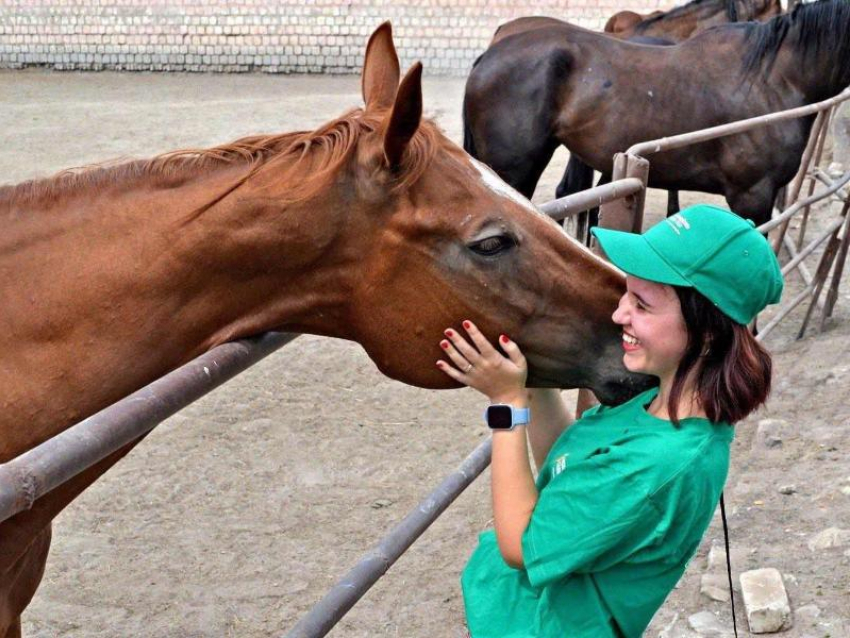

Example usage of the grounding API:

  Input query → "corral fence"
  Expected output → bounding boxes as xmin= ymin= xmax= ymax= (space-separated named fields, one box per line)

xmin=595 ymin=86 xmax=850 ymax=341
xmin=1 ymin=87 xmax=848 ymax=638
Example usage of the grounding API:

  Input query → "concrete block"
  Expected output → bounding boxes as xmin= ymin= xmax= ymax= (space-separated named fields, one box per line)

xmin=700 ymin=572 xmax=730 ymax=602
xmin=739 ymin=568 xmax=792 ymax=633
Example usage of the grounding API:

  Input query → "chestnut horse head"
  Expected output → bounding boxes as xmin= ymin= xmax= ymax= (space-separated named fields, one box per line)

xmin=337 ymin=25 xmax=650 ymax=400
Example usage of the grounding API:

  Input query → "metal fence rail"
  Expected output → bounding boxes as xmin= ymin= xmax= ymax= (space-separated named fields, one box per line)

xmin=285 ymin=438 xmax=493 ymax=638
xmin=538 ymin=177 xmax=644 ymax=221
xmin=625 ymin=87 xmax=850 ymax=159
xmin=605 ymin=87 xmax=850 ymax=340
xmin=0 ymin=332 xmax=297 ymax=524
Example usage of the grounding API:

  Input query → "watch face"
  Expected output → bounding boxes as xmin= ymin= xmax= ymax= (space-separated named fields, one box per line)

xmin=487 ymin=405 xmax=514 ymax=429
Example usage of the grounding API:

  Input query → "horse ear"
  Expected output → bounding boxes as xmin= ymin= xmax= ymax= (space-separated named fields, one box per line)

xmin=362 ymin=22 xmax=400 ymax=113
xmin=382 ymin=62 xmax=423 ymax=169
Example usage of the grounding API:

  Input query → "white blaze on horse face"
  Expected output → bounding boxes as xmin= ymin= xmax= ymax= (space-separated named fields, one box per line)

xmin=469 ymin=157 xmax=540 ymax=216
xmin=468 ymin=157 xmax=619 ymax=272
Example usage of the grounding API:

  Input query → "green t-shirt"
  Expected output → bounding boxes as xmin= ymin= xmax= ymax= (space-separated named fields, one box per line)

xmin=461 ymin=387 xmax=733 ymax=638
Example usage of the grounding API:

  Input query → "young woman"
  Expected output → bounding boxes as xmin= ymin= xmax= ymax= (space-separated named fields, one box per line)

xmin=436 ymin=204 xmax=784 ymax=637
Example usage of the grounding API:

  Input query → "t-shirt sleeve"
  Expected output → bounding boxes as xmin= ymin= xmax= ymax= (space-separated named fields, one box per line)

xmin=521 ymin=445 xmax=660 ymax=588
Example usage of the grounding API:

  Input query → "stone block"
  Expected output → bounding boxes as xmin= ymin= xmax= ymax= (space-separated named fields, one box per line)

xmin=754 ymin=418 xmax=784 ymax=450
xmin=706 ymin=539 xmax=749 ymax=573
xmin=739 ymin=568 xmax=792 ymax=633
xmin=807 ymin=526 xmax=850 ymax=551
xmin=687 ymin=611 xmax=731 ymax=636
xmin=700 ymin=572 xmax=731 ymax=602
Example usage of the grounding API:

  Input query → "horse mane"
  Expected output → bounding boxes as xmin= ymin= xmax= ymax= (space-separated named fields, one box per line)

xmin=741 ymin=0 xmax=850 ymax=88
xmin=0 ymin=109 xmax=442 ymax=212
xmin=638 ymin=0 xmax=741 ymax=28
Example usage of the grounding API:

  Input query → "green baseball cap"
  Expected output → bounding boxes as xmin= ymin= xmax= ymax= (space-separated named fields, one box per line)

xmin=590 ymin=204 xmax=784 ymax=324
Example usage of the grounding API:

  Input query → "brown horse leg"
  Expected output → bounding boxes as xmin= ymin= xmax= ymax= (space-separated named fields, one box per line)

xmin=555 ymin=155 xmax=594 ymax=200
xmin=666 ymin=190 xmax=680 ymax=217
xmin=1 ymin=527 xmax=50 ymax=638
xmin=556 ymin=156 xmax=595 ymax=238
xmin=586 ymin=173 xmax=611 ymax=238
xmin=727 ymin=181 xmax=777 ymax=227
xmin=0 ymin=437 xmax=146 ymax=633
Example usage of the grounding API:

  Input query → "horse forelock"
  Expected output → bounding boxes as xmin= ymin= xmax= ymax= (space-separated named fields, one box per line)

xmin=0 ymin=108 xmax=444 ymax=213
xmin=741 ymin=0 xmax=850 ymax=88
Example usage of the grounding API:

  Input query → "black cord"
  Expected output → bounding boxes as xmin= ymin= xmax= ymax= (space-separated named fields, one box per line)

xmin=720 ymin=493 xmax=739 ymax=637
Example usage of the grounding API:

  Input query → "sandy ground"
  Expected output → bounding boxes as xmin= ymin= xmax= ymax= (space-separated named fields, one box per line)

xmin=2 ymin=69 xmax=849 ymax=638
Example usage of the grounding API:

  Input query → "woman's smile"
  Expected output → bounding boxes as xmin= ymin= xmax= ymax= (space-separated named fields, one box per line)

xmin=622 ymin=331 xmax=641 ymax=351
xmin=611 ymin=276 xmax=689 ymax=384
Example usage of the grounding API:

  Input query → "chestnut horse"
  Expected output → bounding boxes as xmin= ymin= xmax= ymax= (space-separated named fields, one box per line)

xmin=0 ymin=23 xmax=651 ymax=636
xmin=463 ymin=0 xmax=850 ymax=227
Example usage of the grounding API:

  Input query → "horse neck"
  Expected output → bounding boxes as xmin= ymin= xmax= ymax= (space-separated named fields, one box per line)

xmin=768 ymin=10 xmax=850 ymax=103
xmin=0 ymin=162 xmax=356 ymax=460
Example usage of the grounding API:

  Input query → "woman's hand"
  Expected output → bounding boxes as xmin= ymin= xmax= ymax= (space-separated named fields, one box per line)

xmin=436 ymin=320 xmax=528 ymax=405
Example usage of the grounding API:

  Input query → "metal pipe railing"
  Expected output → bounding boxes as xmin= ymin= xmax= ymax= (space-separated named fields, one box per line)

xmin=757 ymin=171 xmax=850 ymax=234
xmin=781 ymin=218 xmax=844 ymax=277
xmin=626 ymin=87 xmax=850 ymax=158
xmin=284 ymin=438 xmax=493 ymax=638
xmin=538 ymin=177 xmax=644 ymax=221
xmin=0 ymin=332 xmax=297 ymax=524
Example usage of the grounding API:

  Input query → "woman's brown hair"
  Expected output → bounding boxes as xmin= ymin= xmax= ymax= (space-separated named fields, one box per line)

xmin=668 ymin=286 xmax=772 ymax=425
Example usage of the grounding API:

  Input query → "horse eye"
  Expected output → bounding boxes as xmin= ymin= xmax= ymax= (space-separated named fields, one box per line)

xmin=468 ymin=235 xmax=517 ymax=256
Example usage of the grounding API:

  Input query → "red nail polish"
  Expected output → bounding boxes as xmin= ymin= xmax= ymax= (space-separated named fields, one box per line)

xmin=500 ymin=334 xmax=510 ymax=344
xmin=441 ymin=341 xmax=449 ymax=349
xmin=444 ymin=329 xmax=454 ymax=337
xmin=463 ymin=320 xmax=471 ymax=330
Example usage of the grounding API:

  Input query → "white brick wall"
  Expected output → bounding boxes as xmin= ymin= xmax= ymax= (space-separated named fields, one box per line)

xmin=0 ymin=0 xmax=669 ymax=76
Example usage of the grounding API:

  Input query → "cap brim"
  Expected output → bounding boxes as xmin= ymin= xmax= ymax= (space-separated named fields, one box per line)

xmin=591 ymin=227 xmax=692 ymax=287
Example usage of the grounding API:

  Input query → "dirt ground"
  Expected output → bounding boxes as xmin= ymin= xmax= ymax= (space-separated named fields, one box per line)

xmin=2 ymin=69 xmax=849 ymax=638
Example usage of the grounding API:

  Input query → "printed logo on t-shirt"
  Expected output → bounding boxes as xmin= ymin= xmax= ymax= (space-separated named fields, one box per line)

xmin=551 ymin=454 xmax=568 ymax=479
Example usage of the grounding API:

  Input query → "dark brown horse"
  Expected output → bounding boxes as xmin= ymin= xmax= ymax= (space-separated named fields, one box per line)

xmin=481 ymin=0 xmax=782 ymax=222
xmin=463 ymin=0 xmax=850 ymax=227
xmin=0 ymin=23 xmax=651 ymax=637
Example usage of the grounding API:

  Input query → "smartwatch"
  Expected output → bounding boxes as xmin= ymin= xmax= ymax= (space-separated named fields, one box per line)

xmin=484 ymin=404 xmax=530 ymax=430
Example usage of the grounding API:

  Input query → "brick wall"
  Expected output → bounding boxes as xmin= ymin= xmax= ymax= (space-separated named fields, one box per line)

xmin=0 ymin=0 xmax=668 ymax=76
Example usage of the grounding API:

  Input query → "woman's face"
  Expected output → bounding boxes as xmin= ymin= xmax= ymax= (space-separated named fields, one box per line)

xmin=611 ymin=276 xmax=689 ymax=384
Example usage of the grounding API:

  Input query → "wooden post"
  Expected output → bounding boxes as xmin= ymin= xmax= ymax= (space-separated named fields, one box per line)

xmin=772 ymin=111 xmax=826 ymax=254
xmin=797 ymin=109 xmax=833 ymax=251
xmin=597 ymin=153 xmax=649 ymax=235
xmin=820 ymin=198 xmax=850 ymax=329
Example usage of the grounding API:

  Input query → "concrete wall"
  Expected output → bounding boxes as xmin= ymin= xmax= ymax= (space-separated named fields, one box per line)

xmin=0 ymin=0 xmax=668 ymax=76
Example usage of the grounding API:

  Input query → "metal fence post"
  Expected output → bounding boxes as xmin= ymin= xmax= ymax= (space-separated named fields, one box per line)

xmin=597 ymin=153 xmax=648 ymax=236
